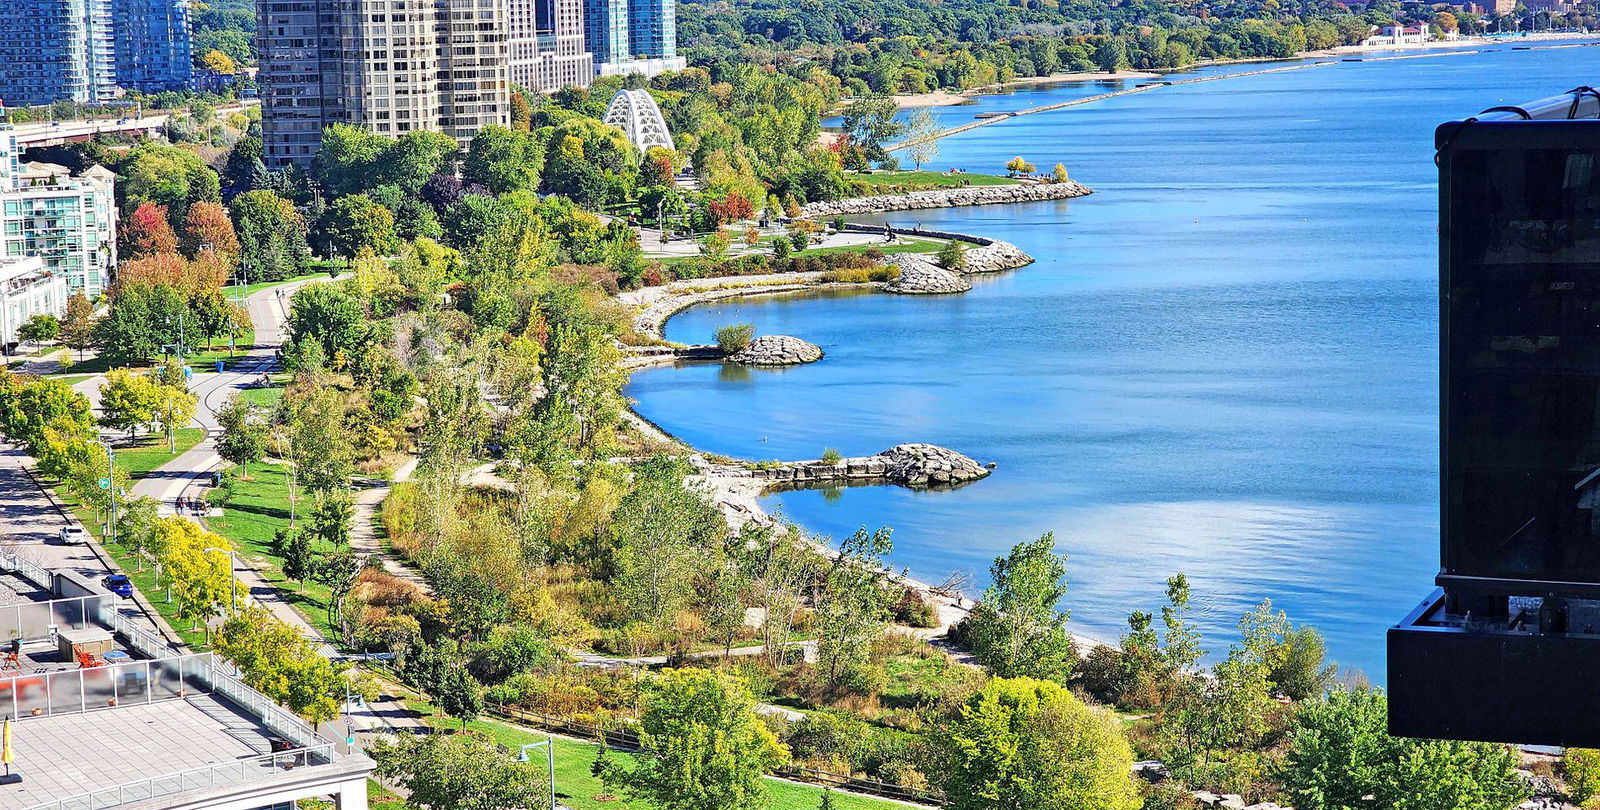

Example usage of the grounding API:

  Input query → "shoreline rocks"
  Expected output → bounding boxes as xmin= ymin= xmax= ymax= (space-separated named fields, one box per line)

xmin=885 ymin=261 xmax=971 ymax=294
xmin=729 ymin=335 xmax=823 ymax=366
xmin=707 ymin=443 xmax=992 ymax=491
xmin=802 ymin=180 xmax=1092 ymax=218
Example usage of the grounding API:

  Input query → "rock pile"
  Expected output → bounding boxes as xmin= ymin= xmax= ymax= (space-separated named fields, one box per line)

xmin=885 ymin=258 xmax=972 ymax=295
xmin=802 ymin=181 xmax=1092 ymax=217
xmin=879 ymin=443 xmax=991 ymax=487
xmin=728 ymin=335 xmax=823 ymax=366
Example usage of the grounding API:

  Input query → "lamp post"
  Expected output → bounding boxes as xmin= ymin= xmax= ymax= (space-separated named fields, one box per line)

xmin=100 ymin=442 xmax=116 ymax=546
xmin=518 ymin=739 xmax=556 ymax=810
xmin=202 ymin=546 xmax=238 ymax=615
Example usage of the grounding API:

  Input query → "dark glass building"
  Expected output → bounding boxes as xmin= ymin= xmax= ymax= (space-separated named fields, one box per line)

xmin=1389 ymin=87 xmax=1600 ymax=747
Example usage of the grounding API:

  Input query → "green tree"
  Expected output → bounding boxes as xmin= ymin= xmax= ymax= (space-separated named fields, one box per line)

xmin=286 ymin=282 xmax=372 ymax=366
xmin=842 ymin=95 xmax=904 ymax=166
xmin=464 ymin=125 xmax=546 ymax=194
xmin=322 ymin=194 xmax=398 ymax=261
xmin=622 ymin=668 xmax=789 ymax=810
xmin=610 ymin=456 xmax=726 ymax=632
xmin=901 ymin=106 xmax=941 ymax=169
xmin=1117 ymin=573 xmax=1203 ymax=710
xmin=372 ymin=731 xmax=551 ymax=810
xmin=960 ymin=533 xmax=1076 ymax=682
xmin=94 ymin=283 xmax=188 ymax=365
xmin=1281 ymin=687 xmax=1527 ymax=810
xmin=116 ymin=141 xmax=222 ymax=230
xmin=59 ymin=293 xmax=96 ymax=363
xmin=938 ymin=676 xmax=1141 ymax=810
xmin=312 ymin=548 xmax=363 ymax=642
xmin=230 ymin=190 xmax=310 ymax=282
xmin=1566 ymin=749 xmax=1600 ymax=805
xmin=277 ymin=526 xmax=315 ymax=589
xmin=310 ymin=491 xmax=354 ymax=548
xmin=216 ymin=394 xmax=268 ymax=479
xmin=435 ymin=664 xmax=484 ymax=728
xmin=18 ymin=314 xmax=59 ymax=345
xmin=99 ymin=370 xmax=163 ymax=438
xmin=152 ymin=376 xmax=198 ymax=453
xmin=213 ymin=605 xmax=344 ymax=722
xmin=937 ymin=239 xmax=968 ymax=271
xmin=815 ymin=526 xmax=895 ymax=693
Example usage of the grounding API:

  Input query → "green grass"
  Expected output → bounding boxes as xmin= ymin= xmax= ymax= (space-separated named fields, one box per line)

xmin=205 ymin=462 xmax=341 ymax=642
xmin=799 ymin=238 xmax=941 ymax=257
xmin=402 ymin=698 xmax=911 ymax=810
xmin=52 ymin=330 xmax=256 ymax=376
xmin=236 ymin=271 xmax=336 ymax=298
xmin=112 ymin=428 xmax=206 ymax=481
xmin=237 ymin=385 xmax=284 ymax=409
xmin=849 ymin=169 xmax=1017 ymax=188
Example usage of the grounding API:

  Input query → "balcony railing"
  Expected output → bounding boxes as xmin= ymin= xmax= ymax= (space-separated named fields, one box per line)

xmin=23 ymin=743 xmax=337 ymax=810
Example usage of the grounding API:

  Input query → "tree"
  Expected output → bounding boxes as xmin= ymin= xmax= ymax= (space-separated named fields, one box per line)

xmin=1051 ymin=163 xmax=1070 ymax=183
xmin=622 ymin=668 xmax=788 ymax=810
xmin=435 ymin=664 xmax=484 ymax=728
xmin=1281 ymin=688 xmax=1527 ymax=810
xmin=200 ymin=49 xmax=237 ymax=74
xmin=814 ymin=526 xmax=895 ymax=693
xmin=610 ymin=456 xmax=726 ymax=633
xmin=60 ymin=293 xmax=96 ymax=363
xmin=155 ymin=518 xmax=232 ymax=631
xmin=1004 ymin=156 xmax=1035 ymax=176
xmin=938 ymin=676 xmax=1141 ymax=810
xmin=1162 ymin=600 xmax=1287 ymax=769
xmin=278 ymin=527 xmax=315 ymax=589
xmin=959 ymin=533 xmax=1076 ymax=683
xmin=843 ymin=95 xmax=904 ymax=167
xmin=592 ymin=737 xmax=618 ymax=800
xmin=1093 ymin=38 xmax=1130 ymax=73
xmin=286 ymin=282 xmax=371 ymax=367
xmin=18 ymin=314 xmax=59 ymax=345
xmin=937 ymin=239 xmax=968 ymax=271
xmin=181 ymin=201 xmax=241 ymax=261
xmin=464 ymin=125 xmax=546 ymax=194
xmin=287 ymin=387 xmax=355 ymax=494
xmin=230 ymin=190 xmax=310 ymax=282
xmin=309 ymin=491 xmax=354 ymax=548
xmin=216 ymin=394 xmax=268 ymax=478
xmin=313 ymin=548 xmax=363 ymax=643
xmin=902 ymin=106 xmax=941 ymax=169
xmin=99 ymin=370 xmax=163 ymax=438
xmin=120 ymin=202 xmax=179 ymax=259
xmin=372 ymin=731 xmax=551 ymax=810
xmin=213 ymin=605 xmax=344 ymax=722
xmin=117 ymin=141 xmax=221 ymax=231
xmin=322 ymin=195 xmax=398 ymax=261
xmin=94 ymin=282 xmax=188 ymax=365
xmin=152 ymin=377 xmax=199 ymax=453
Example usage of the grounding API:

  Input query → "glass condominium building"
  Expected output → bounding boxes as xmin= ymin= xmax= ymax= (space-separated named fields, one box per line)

xmin=627 ymin=0 xmax=674 ymax=60
xmin=0 ymin=0 xmax=118 ymax=106
xmin=0 ymin=128 xmax=118 ymax=298
xmin=113 ymin=0 xmax=193 ymax=93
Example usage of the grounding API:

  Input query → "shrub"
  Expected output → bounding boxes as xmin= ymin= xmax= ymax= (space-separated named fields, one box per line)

xmin=771 ymin=237 xmax=792 ymax=260
xmin=789 ymin=230 xmax=809 ymax=250
xmin=823 ymin=266 xmax=899 ymax=284
xmin=1569 ymin=749 xmax=1600 ymax=804
xmin=893 ymin=589 xmax=939 ymax=628
xmin=831 ymin=216 xmax=847 ymax=231
xmin=715 ymin=323 xmax=756 ymax=353
xmin=936 ymin=240 xmax=968 ymax=271
xmin=821 ymin=448 xmax=843 ymax=464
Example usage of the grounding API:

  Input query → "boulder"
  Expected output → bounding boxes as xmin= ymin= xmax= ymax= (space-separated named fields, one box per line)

xmin=728 ymin=335 xmax=823 ymax=366
xmin=884 ymin=258 xmax=972 ymax=295
xmin=878 ymin=443 xmax=990 ymax=488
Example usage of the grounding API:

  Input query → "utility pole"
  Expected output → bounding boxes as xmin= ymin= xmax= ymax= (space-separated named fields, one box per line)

xmin=105 ymin=443 xmax=116 ymax=546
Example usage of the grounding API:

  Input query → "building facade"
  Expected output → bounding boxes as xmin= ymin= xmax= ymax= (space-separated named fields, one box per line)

xmin=0 ymin=256 xmax=69 ymax=347
xmin=0 ymin=0 xmax=118 ymax=107
xmin=0 ymin=127 xmax=117 ymax=298
xmin=584 ymin=0 xmax=684 ymax=79
xmin=113 ymin=0 xmax=193 ymax=93
xmin=507 ymin=0 xmax=593 ymax=93
xmin=258 ymin=0 xmax=510 ymax=168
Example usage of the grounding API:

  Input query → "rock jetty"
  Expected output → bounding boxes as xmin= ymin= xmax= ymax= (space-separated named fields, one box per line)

xmin=884 ymin=260 xmax=971 ymax=294
xmin=710 ymin=443 xmax=992 ymax=491
xmin=802 ymin=181 xmax=1091 ymax=217
xmin=728 ymin=335 xmax=823 ymax=366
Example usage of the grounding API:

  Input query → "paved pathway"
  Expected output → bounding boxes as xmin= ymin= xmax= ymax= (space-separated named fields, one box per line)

xmin=349 ymin=457 xmax=430 ymax=593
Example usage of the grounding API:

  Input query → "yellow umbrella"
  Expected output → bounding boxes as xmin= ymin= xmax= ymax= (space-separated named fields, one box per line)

xmin=3 ymin=716 xmax=13 ymax=765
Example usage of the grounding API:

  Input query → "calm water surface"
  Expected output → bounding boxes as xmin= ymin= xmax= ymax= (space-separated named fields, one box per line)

xmin=629 ymin=44 xmax=1600 ymax=677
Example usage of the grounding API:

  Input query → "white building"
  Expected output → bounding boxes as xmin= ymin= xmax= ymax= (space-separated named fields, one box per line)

xmin=0 ymin=126 xmax=117 ymax=298
xmin=1361 ymin=23 xmax=1431 ymax=45
xmin=0 ymin=255 xmax=68 ymax=348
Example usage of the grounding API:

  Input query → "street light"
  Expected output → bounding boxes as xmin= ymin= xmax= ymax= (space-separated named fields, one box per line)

xmin=518 ymin=739 xmax=556 ymax=810
xmin=202 ymin=546 xmax=238 ymax=615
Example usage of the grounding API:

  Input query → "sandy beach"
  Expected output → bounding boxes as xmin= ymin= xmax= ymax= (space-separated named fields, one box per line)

xmin=886 ymin=69 xmax=1161 ymax=109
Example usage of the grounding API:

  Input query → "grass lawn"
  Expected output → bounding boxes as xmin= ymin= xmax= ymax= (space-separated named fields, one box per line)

xmin=206 ymin=462 xmax=341 ymax=641
xmin=236 ymin=271 xmax=337 ymax=298
xmin=112 ymin=428 xmax=206 ymax=481
xmin=849 ymin=170 xmax=1017 ymax=188
xmin=51 ymin=330 xmax=257 ymax=376
xmin=237 ymin=385 xmax=284 ymax=409
xmin=657 ymin=237 xmax=940 ymax=267
xmin=402 ymin=697 xmax=911 ymax=810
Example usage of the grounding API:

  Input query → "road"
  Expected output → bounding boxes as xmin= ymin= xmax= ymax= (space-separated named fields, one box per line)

xmin=8 ymin=101 xmax=260 ymax=148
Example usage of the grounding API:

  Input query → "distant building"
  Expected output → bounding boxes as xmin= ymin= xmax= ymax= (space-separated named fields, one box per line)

xmin=602 ymin=88 xmax=673 ymax=152
xmin=0 ymin=256 xmax=67 ymax=346
xmin=0 ymin=0 xmax=119 ymax=107
xmin=0 ymin=127 xmax=117 ymax=297
xmin=508 ymin=0 xmax=594 ymax=93
xmin=257 ymin=0 xmax=511 ymax=169
xmin=112 ymin=0 xmax=193 ymax=93
xmin=585 ymin=0 xmax=685 ymax=79
xmin=1361 ymin=22 xmax=1431 ymax=46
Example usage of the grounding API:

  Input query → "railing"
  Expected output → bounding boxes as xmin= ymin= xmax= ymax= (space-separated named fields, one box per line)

xmin=203 ymin=659 xmax=322 ymax=749
xmin=0 ymin=652 xmax=212 ymax=721
xmin=24 ymin=742 xmax=337 ymax=810
xmin=0 ymin=546 xmax=55 ymax=591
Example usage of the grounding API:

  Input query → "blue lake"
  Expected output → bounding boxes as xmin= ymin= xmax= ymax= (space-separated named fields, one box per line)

xmin=628 ymin=43 xmax=1600 ymax=678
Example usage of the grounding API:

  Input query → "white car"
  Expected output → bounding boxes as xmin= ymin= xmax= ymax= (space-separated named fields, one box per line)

xmin=58 ymin=526 xmax=88 ymax=545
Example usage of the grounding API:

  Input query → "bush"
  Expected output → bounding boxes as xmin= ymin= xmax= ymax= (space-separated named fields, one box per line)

xmin=936 ymin=240 xmax=968 ymax=271
xmin=821 ymin=447 xmax=842 ymax=464
xmin=771 ymin=237 xmax=792 ymax=259
xmin=715 ymin=323 xmax=756 ymax=353
xmin=893 ymin=589 xmax=939 ymax=628
xmin=789 ymin=230 xmax=809 ymax=250
xmin=823 ymin=266 xmax=899 ymax=284
xmin=1569 ymin=749 xmax=1600 ymax=804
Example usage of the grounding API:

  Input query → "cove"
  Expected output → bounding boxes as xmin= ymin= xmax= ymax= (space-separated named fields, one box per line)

xmin=627 ymin=43 xmax=1600 ymax=678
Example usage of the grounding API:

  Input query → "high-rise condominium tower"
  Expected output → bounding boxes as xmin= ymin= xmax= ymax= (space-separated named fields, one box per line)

xmin=507 ymin=0 xmax=593 ymax=93
xmin=0 ymin=0 xmax=118 ymax=107
xmin=114 ymin=0 xmax=193 ymax=93
xmin=584 ymin=0 xmax=683 ymax=79
xmin=258 ymin=0 xmax=510 ymax=169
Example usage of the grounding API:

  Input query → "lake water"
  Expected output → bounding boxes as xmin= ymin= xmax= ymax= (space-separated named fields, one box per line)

xmin=628 ymin=43 xmax=1600 ymax=678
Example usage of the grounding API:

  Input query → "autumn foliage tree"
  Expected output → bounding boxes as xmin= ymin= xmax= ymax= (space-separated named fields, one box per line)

xmin=706 ymin=192 xmax=754 ymax=226
xmin=121 ymin=202 xmax=179 ymax=260
xmin=181 ymin=201 xmax=240 ymax=262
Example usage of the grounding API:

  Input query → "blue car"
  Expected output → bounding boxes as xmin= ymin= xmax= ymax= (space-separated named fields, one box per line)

xmin=102 ymin=575 xmax=133 ymax=598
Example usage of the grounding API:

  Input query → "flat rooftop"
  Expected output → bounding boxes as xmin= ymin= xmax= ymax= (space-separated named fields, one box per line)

xmin=0 ymin=574 xmax=49 ymax=608
xmin=0 ymin=695 xmax=277 ymax=809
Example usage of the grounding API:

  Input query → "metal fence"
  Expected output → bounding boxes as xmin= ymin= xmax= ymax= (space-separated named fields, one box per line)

xmin=25 ymin=743 xmax=336 ymax=810
xmin=0 ymin=652 xmax=212 ymax=720
xmin=0 ymin=547 xmax=54 ymax=590
xmin=0 ymin=594 xmax=109 ymax=643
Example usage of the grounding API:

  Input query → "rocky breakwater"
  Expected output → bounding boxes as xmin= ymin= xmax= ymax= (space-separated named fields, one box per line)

xmin=729 ymin=335 xmax=823 ymax=366
xmin=712 ymin=443 xmax=992 ymax=491
xmin=884 ymin=260 xmax=971 ymax=294
xmin=802 ymin=180 xmax=1091 ymax=217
